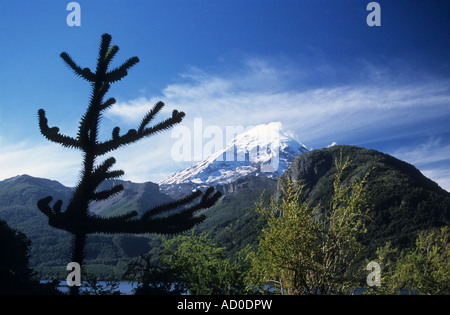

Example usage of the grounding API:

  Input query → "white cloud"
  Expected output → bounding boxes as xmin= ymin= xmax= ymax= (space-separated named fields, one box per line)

xmin=106 ymin=96 xmax=172 ymax=123
xmin=102 ymin=58 xmax=450 ymax=188
xmin=0 ymin=140 xmax=81 ymax=186
xmin=2 ymin=57 xmax=450 ymax=190
xmin=110 ymin=137 xmax=178 ymax=183
xmin=105 ymin=62 xmax=450 ymax=146
xmin=391 ymin=139 xmax=450 ymax=167
xmin=0 ymin=135 xmax=180 ymax=186
xmin=422 ymin=169 xmax=450 ymax=192
xmin=391 ymin=139 xmax=450 ymax=192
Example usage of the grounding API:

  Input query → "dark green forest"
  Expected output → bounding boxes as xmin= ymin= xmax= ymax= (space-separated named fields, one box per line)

xmin=0 ymin=176 xmax=269 ymax=280
xmin=280 ymin=145 xmax=450 ymax=255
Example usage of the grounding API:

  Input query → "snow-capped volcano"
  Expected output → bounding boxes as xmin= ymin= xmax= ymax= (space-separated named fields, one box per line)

xmin=158 ymin=122 xmax=308 ymax=189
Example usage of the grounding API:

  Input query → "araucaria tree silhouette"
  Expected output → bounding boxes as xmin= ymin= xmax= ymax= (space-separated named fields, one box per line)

xmin=37 ymin=33 xmax=221 ymax=294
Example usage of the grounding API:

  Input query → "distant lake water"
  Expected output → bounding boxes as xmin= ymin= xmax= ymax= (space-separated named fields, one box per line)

xmin=41 ymin=281 xmax=417 ymax=295
xmin=41 ymin=280 xmax=135 ymax=295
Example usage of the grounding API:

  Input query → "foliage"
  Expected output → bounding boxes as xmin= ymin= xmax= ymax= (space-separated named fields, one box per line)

xmin=366 ymin=226 xmax=450 ymax=295
xmin=2 ymin=144 xmax=448 ymax=281
xmin=123 ymin=253 xmax=184 ymax=295
xmin=35 ymin=33 xmax=220 ymax=294
xmin=81 ymin=273 xmax=122 ymax=295
xmin=2 ymin=142 xmax=449 ymax=292
xmin=124 ymin=231 xmax=254 ymax=295
xmin=0 ymin=219 xmax=36 ymax=294
xmin=248 ymin=155 xmax=370 ymax=294
xmin=285 ymin=145 xmax=450 ymax=254
xmin=395 ymin=226 xmax=450 ymax=294
xmin=0 ymin=219 xmax=61 ymax=294
xmin=197 ymin=187 xmax=271 ymax=259
xmin=160 ymin=231 xmax=252 ymax=295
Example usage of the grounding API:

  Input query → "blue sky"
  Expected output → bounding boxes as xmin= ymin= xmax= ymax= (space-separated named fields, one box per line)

xmin=1 ymin=0 xmax=450 ymax=191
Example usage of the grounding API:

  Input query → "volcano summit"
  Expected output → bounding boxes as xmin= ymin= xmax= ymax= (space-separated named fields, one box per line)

xmin=159 ymin=122 xmax=308 ymax=193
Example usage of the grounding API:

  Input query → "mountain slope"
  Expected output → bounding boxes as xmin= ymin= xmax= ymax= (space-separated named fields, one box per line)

xmin=2 ymin=145 xmax=448 ymax=278
xmin=0 ymin=175 xmax=73 ymax=230
xmin=159 ymin=122 xmax=308 ymax=196
xmin=0 ymin=175 xmax=172 ymax=277
xmin=277 ymin=145 xmax=450 ymax=252
xmin=90 ymin=180 xmax=174 ymax=217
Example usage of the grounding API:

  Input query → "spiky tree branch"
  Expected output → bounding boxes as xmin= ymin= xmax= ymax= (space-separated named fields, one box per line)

xmin=37 ymin=34 xmax=221 ymax=295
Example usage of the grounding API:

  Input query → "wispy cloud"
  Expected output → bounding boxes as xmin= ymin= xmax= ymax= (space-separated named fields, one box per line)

xmin=2 ymin=57 xmax=450 ymax=190
xmin=0 ymin=139 xmax=81 ymax=186
xmin=106 ymin=96 xmax=173 ymax=124
xmin=103 ymin=57 xmax=450 ymax=189
xmin=105 ymin=58 xmax=450 ymax=146
xmin=0 ymin=136 xmax=177 ymax=186
xmin=391 ymin=139 xmax=450 ymax=191
xmin=392 ymin=139 xmax=450 ymax=167
xmin=422 ymin=169 xmax=450 ymax=192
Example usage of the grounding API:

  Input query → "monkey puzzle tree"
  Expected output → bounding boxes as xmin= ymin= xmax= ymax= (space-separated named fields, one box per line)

xmin=37 ymin=33 xmax=221 ymax=294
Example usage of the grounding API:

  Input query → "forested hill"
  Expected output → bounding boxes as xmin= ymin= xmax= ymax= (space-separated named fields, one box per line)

xmin=278 ymin=145 xmax=450 ymax=253
xmin=0 ymin=175 xmax=171 ymax=277
xmin=1 ymin=145 xmax=449 ymax=278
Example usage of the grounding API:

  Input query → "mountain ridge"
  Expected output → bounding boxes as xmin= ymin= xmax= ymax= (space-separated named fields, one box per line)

xmin=1 ymin=144 xmax=449 ymax=277
xmin=277 ymin=145 xmax=450 ymax=251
